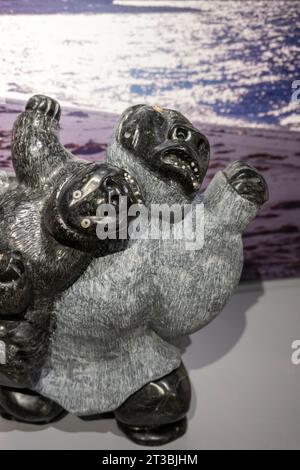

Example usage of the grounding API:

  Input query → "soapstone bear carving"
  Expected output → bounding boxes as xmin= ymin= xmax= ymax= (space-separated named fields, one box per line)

xmin=0 ymin=101 xmax=268 ymax=446
xmin=0 ymin=95 xmax=141 ymax=421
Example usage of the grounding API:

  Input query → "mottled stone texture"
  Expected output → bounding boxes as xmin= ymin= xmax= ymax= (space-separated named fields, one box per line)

xmin=0 ymin=96 xmax=92 ymax=388
xmin=0 ymin=96 xmax=140 ymax=389
xmin=36 ymin=170 xmax=259 ymax=415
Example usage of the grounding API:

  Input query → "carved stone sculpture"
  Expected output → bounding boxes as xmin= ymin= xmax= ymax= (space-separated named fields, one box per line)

xmin=0 ymin=97 xmax=268 ymax=445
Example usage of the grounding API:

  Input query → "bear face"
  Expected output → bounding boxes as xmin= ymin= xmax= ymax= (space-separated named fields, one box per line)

xmin=115 ymin=104 xmax=210 ymax=196
xmin=44 ymin=162 xmax=142 ymax=255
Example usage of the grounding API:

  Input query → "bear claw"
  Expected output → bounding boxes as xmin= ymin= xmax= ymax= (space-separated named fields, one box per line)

xmin=223 ymin=160 xmax=268 ymax=206
xmin=25 ymin=94 xmax=61 ymax=122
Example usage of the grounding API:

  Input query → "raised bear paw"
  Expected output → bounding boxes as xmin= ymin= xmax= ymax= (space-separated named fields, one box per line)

xmin=223 ymin=160 xmax=268 ymax=206
xmin=25 ymin=94 xmax=61 ymax=122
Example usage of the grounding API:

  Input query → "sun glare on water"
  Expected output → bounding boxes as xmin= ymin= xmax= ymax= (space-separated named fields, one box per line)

xmin=0 ymin=0 xmax=299 ymax=129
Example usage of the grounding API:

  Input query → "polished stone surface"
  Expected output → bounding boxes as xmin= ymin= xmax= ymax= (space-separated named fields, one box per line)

xmin=0 ymin=386 xmax=65 ymax=424
xmin=115 ymin=363 xmax=191 ymax=445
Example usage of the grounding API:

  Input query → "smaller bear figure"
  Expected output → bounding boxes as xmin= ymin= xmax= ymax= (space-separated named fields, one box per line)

xmin=0 ymin=95 xmax=142 ymax=422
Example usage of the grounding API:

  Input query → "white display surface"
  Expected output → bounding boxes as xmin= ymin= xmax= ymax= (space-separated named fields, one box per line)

xmin=0 ymin=278 xmax=299 ymax=450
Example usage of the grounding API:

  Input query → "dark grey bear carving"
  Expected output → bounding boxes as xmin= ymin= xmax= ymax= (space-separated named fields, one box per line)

xmin=0 ymin=95 xmax=141 ymax=389
xmin=0 ymin=98 xmax=268 ymax=445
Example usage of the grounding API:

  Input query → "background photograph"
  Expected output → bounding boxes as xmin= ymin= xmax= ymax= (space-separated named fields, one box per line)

xmin=0 ymin=0 xmax=299 ymax=281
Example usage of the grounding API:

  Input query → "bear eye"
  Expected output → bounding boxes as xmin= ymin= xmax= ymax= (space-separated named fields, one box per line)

xmin=172 ymin=126 xmax=190 ymax=141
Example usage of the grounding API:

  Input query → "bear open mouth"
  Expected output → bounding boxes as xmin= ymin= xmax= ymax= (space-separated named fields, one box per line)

xmin=161 ymin=149 xmax=202 ymax=190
